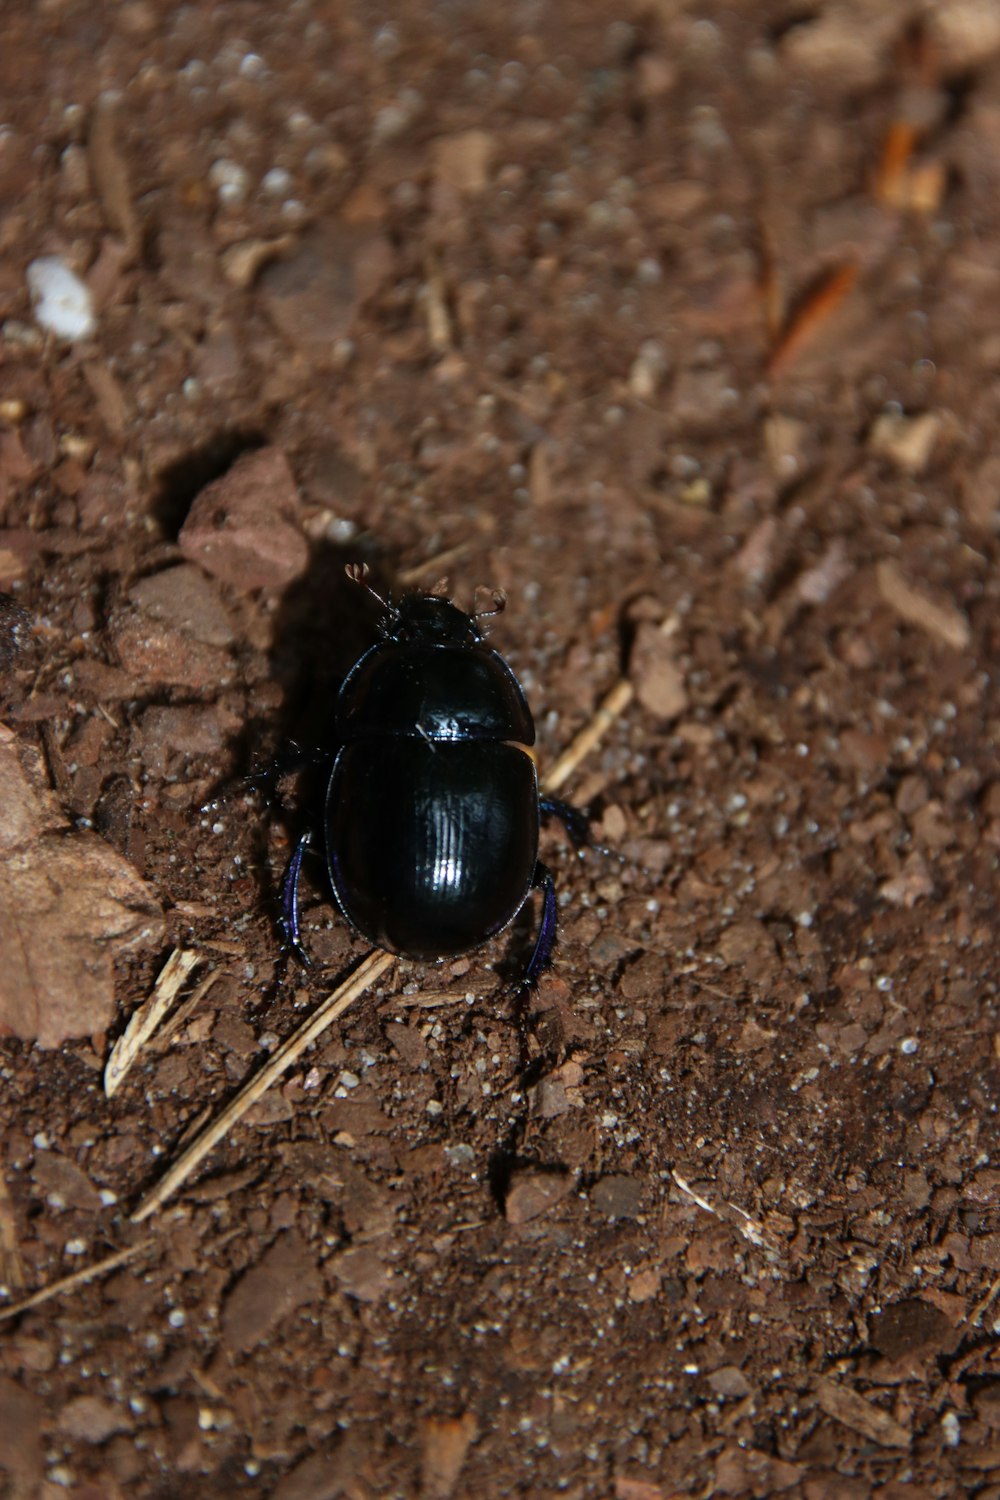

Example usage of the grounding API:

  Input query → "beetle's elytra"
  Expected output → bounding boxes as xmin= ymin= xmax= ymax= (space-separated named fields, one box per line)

xmin=281 ymin=564 xmax=584 ymax=988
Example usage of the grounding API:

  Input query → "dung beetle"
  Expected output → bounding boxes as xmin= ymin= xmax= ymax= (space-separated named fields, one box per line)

xmin=281 ymin=564 xmax=586 ymax=988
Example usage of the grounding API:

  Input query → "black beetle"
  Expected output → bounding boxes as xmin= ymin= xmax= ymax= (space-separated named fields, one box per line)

xmin=281 ymin=564 xmax=586 ymax=988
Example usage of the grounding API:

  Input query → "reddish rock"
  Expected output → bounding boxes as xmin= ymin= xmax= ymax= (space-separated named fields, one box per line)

xmin=179 ymin=447 xmax=308 ymax=591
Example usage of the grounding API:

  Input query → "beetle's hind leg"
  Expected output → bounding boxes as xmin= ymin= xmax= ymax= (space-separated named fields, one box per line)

xmin=519 ymin=860 xmax=558 ymax=991
xmin=279 ymin=829 xmax=315 ymax=965
xmin=540 ymin=795 xmax=590 ymax=849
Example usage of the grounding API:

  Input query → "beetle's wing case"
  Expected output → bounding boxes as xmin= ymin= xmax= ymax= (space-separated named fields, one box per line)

xmin=325 ymin=740 xmax=539 ymax=959
xmin=335 ymin=641 xmax=535 ymax=744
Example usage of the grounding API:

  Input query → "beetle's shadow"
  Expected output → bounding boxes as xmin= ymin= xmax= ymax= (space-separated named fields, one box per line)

xmin=233 ymin=540 xmax=398 ymax=936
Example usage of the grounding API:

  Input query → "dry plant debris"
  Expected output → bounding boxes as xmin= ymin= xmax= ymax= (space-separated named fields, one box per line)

xmin=0 ymin=728 xmax=162 ymax=1047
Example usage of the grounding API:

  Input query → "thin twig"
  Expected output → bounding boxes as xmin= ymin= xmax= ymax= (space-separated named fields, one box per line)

xmin=0 ymin=1240 xmax=151 ymax=1325
xmin=130 ymin=949 xmax=395 ymax=1223
xmin=767 ymin=263 xmax=859 ymax=379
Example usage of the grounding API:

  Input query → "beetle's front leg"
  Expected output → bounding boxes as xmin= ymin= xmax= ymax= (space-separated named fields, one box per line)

xmin=279 ymin=829 xmax=314 ymax=964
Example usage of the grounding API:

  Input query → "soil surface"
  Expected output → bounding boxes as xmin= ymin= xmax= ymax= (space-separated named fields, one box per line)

xmin=2 ymin=2 xmax=1000 ymax=1497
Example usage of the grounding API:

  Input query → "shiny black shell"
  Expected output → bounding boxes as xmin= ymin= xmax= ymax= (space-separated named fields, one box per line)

xmin=325 ymin=596 xmax=539 ymax=959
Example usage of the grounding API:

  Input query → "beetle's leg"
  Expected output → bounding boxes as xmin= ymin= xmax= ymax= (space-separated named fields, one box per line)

xmin=520 ymin=860 xmax=558 ymax=990
xmin=540 ymin=795 xmax=590 ymax=850
xmin=279 ymin=829 xmax=314 ymax=964
xmin=541 ymin=795 xmax=626 ymax=867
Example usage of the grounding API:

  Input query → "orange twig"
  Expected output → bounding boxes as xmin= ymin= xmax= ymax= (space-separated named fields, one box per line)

xmin=767 ymin=263 xmax=858 ymax=379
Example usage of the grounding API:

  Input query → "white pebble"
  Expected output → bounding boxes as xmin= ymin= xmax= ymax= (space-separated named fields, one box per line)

xmin=261 ymin=165 xmax=292 ymax=196
xmin=209 ymin=158 xmax=249 ymax=205
xmin=26 ymin=257 xmax=95 ymax=341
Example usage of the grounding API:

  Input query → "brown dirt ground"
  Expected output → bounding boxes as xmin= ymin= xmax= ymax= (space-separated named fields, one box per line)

xmin=2 ymin=1 xmax=1000 ymax=1497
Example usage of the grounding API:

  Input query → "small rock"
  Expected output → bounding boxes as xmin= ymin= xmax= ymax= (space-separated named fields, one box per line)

xmin=671 ymin=367 xmax=739 ymax=433
xmin=179 ymin=447 xmax=308 ymax=591
xmin=630 ymin=621 xmax=688 ymax=720
xmin=871 ymin=1298 xmax=953 ymax=1361
xmin=717 ymin=918 xmax=777 ymax=969
xmin=57 ymin=1393 xmax=132 ymax=1443
xmin=129 ymin=565 xmax=235 ymax=647
xmin=26 ymin=256 xmax=96 ymax=341
xmin=879 ymin=852 xmax=934 ymax=908
xmin=327 ymin=1245 xmax=391 ymax=1303
xmin=707 ymin=1365 xmax=753 ymax=1399
xmin=505 ymin=1169 xmax=572 ymax=1225
xmin=838 ymin=728 xmax=890 ymax=775
xmin=618 ymin=951 xmax=669 ymax=1001
xmin=591 ymin=1174 xmax=643 ymax=1220
xmin=108 ymin=614 xmax=234 ymax=692
xmin=627 ymin=1267 xmax=661 ymax=1303
xmin=140 ymin=704 xmax=236 ymax=774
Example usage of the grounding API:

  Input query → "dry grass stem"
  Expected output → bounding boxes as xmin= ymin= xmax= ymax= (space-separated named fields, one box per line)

xmin=0 ymin=1240 xmax=150 ymax=1325
xmin=105 ymin=948 xmax=202 ymax=1097
xmin=130 ymin=949 xmax=395 ymax=1223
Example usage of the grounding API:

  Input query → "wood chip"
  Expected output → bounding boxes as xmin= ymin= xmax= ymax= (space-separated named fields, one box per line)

xmin=814 ymin=1376 xmax=911 ymax=1448
xmin=876 ymin=560 xmax=971 ymax=650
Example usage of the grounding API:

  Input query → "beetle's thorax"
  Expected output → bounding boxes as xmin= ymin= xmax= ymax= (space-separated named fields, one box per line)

xmin=384 ymin=595 xmax=483 ymax=647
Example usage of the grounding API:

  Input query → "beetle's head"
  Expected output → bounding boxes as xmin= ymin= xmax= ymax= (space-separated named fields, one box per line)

xmin=346 ymin=564 xmax=506 ymax=645
xmin=390 ymin=594 xmax=483 ymax=646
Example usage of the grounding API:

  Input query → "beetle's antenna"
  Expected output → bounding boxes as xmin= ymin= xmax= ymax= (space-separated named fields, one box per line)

xmin=474 ymin=586 xmax=507 ymax=622
xmin=345 ymin=562 xmax=394 ymax=615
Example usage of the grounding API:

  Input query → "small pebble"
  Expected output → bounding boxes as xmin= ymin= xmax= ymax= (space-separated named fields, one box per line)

xmin=26 ymin=257 xmax=95 ymax=341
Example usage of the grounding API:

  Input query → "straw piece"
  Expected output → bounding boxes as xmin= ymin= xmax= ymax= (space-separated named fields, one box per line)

xmin=130 ymin=949 xmax=395 ymax=1223
xmin=105 ymin=948 xmax=202 ymax=1097
xmin=542 ymin=679 xmax=635 ymax=795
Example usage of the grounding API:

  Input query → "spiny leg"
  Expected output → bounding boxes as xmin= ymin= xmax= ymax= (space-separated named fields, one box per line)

xmin=541 ymin=794 xmax=624 ymax=866
xmin=540 ymin=795 xmax=590 ymax=849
